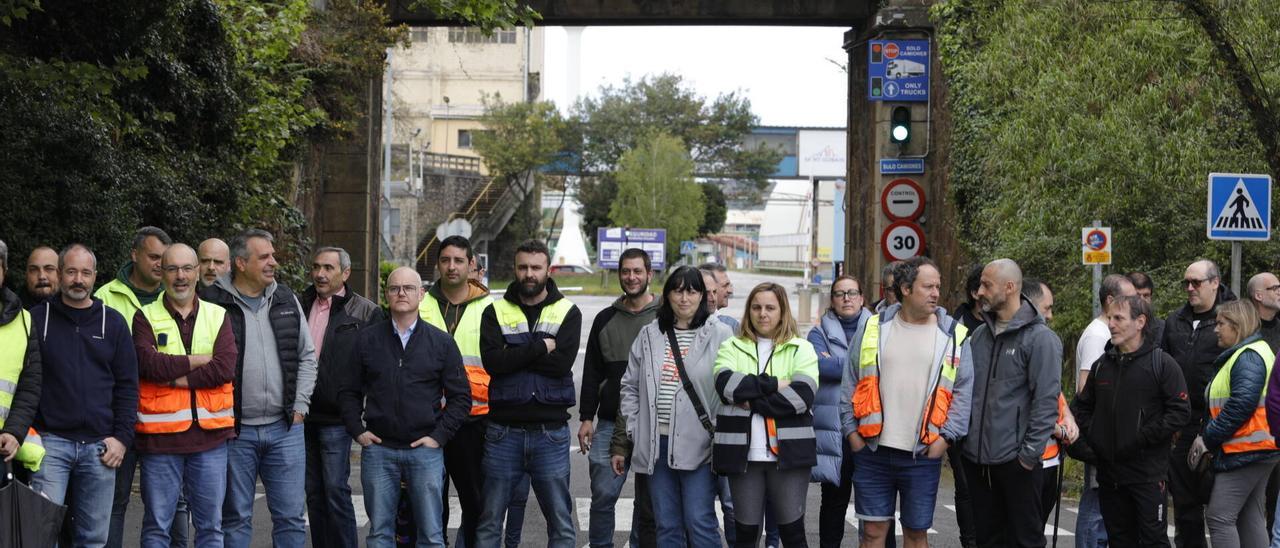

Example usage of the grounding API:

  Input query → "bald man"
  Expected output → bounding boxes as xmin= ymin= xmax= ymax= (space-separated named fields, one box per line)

xmin=960 ymin=258 xmax=1062 ymax=547
xmin=22 ymin=246 xmax=59 ymax=308
xmin=340 ymin=267 xmax=470 ymax=547
xmin=1248 ymin=272 xmax=1280 ymax=353
xmin=131 ymin=244 xmax=239 ymax=546
xmin=198 ymin=239 xmax=231 ymax=288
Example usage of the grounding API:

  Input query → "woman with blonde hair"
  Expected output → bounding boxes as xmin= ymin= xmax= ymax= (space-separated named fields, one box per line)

xmin=713 ymin=283 xmax=819 ymax=547
xmin=1191 ymin=299 xmax=1280 ymax=548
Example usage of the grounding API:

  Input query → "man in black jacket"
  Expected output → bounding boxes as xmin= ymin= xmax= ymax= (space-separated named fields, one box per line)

xmin=340 ymin=266 xmax=470 ymax=546
xmin=476 ymin=239 xmax=582 ymax=548
xmin=1073 ymin=295 xmax=1190 ymax=546
xmin=1162 ymin=259 xmax=1234 ymax=547
xmin=301 ymin=246 xmax=383 ymax=548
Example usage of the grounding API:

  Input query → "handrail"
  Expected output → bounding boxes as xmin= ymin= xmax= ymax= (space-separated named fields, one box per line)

xmin=414 ymin=177 xmax=499 ymax=265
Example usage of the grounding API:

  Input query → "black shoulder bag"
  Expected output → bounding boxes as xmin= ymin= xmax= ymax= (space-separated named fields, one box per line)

xmin=667 ymin=329 xmax=716 ymax=436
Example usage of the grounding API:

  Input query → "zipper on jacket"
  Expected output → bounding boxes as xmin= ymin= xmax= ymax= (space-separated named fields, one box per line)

xmin=976 ymin=336 xmax=1004 ymax=462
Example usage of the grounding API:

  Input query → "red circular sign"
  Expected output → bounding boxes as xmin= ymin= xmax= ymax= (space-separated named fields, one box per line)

xmin=880 ymin=178 xmax=926 ymax=221
xmin=884 ymin=43 xmax=900 ymax=59
xmin=881 ymin=221 xmax=926 ymax=262
xmin=1084 ymin=229 xmax=1108 ymax=251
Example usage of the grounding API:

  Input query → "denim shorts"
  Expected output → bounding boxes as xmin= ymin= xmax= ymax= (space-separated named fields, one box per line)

xmin=852 ymin=445 xmax=943 ymax=530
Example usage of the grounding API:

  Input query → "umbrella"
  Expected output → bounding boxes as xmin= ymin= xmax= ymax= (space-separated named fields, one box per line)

xmin=1 ymin=461 xmax=67 ymax=547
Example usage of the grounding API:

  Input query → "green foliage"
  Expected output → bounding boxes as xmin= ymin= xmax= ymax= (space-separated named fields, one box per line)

xmin=472 ymin=95 xmax=565 ymax=181
xmin=407 ymin=0 xmax=539 ymax=33
xmin=610 ymin=132 xmax=706 ymax=261
xmin=699 ymin=183 xmax=728 ymax=236
xmin=933 ymin=0 xmax=1277 ymax=350
xmin=568 ymin=74 xmax=781 ymax=243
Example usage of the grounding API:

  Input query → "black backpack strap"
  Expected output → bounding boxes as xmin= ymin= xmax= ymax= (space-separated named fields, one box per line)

xmin=667 ymin=328 xmax=715 ymax=436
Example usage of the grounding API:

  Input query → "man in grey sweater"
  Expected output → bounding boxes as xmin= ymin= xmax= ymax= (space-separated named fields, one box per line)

xmin=201 ymin=229 xmax=318 ymax=548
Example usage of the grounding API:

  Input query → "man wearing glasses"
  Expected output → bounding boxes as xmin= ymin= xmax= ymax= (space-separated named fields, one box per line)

xmin=1163 ymin=259 xmax=1234 ymax=548
xmin=1246 ymin=272 xmax=1280 ymax=353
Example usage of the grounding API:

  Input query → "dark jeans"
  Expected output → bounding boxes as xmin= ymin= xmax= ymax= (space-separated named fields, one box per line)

xmin=444 ymin=418 xmax=488 ymax=547
xmin=1169 ymin=425 xmax=1207 ymax=548
xmin=305 ymin=423 xmax=358 ymax=548
xmin=1040 ymin=464 xmax=1062 ymax=528
xmin=632 ymin=472 xmax=658 ymax=547
xmin=949 ymin=444 xmax=977 ymax=548
xmin=108 ymin=447 xmax=190 ymax=548
xmin=1097 ymin=480 xmax=1171 ymax=547
xmin=963 ymin=457 xmax=1046 ymax=548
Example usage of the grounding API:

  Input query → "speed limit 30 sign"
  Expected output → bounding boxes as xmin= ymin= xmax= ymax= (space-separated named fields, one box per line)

xmin=881 ymin=221 xmax=925 ymax=262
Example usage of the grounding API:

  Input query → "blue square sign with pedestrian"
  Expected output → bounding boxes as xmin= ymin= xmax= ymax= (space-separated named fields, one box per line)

xmin=1207 ymin=173 xmax=1272 ymax=241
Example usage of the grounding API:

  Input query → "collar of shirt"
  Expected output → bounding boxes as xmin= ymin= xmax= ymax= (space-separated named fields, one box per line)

xmin=164 ymin=296 xmax=200 ymax=322
xmin=393 ymin=318 xmax=417 ymax=348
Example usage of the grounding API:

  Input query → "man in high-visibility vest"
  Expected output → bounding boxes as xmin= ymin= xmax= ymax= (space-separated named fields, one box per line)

xmin=418 ymin=235 xmax=493 ymax=547
xmin=130 ymin=243 xmax=238 ymax=547
xmin=476 ymin=239 xmax=582 ymax=548
xmin=0 ymin=239 xmax=44 ymax=479
xmin=839 ymin=256 xmax=973 ymax=548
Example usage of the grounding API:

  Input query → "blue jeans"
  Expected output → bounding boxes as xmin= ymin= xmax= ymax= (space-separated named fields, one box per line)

xmin=503 ymin=473 xmax=531 ymax=548
xmin=31 ymin=433 xmax=117 ymax=547
xmin=852 ymin=446 xmax=944 ymax=531
xmin=305 ymin=424 xmax=357 ymax=548
xmin=646 ymin=436 xmax=721 ymax=548
xmin=361 ymin=443 xmax=446 ymax=547
xmin=223 ymin=419 xmax=306 ymax=548
xmin=108 ymin=449 xmax=190 ymax=548
xmin=1077 ymin=465 xmax=1109 ymax=548
xmin=477 ymin=423 xmax=576 ymax=547
xmin=140 ymin=444 xmax=228 ymax=548
xmin=588 ymin=420 xmax=628 ymax=547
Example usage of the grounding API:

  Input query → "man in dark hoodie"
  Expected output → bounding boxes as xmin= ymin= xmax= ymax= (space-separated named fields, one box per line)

xmin=476 ymin=239 xmax=582 ymax=548
xmin=301 ymin=246 xmax=383 ymax=548
xmin=580 ymin=248 xmax=659 ymax=548
xmin=962 ymin=258 xmax=1062 ymax=548
xmin=1072 ymin=295 xmax=1190 ymax=546
xmin=0 ymin=239 xmax=43 ymax=478
xmin=30 ymin=243 xmax=139 ymax=547
xmin=1162 ymin=259 xmax=1234 ymax=547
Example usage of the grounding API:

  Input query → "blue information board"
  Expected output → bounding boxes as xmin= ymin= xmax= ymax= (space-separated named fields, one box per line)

xmin=880 ymin=158 xmax=925 ymax=174
xmin=868 ymin=40 xmax=930 ymax=102
xmin=597 ymin=227 xmax=667 ymax=269
xmin=1207 ymin=173 xmax=1272 ymax=241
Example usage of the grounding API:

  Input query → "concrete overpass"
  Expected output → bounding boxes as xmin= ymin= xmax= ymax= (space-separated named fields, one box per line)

xmin=386 ymin=0 xmax=873 ymax=26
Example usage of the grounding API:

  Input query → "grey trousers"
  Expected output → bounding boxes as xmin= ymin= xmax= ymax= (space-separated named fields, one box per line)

xmin=727 ymin=461 xmax=809 ymax=526
xmin=1207 ymin=456 xmax=1280 ymax=548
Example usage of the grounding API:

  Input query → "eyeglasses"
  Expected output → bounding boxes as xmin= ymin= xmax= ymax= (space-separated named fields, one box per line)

xmin=832 ymin=290 xmax=862 ymax=299
xmin=386 ymin=285 xmax=419 ymax=296
xmin=163 ymin=265 xmax=198 ymax=274
xmin=1183 ymin=277 xmax=1216 ymax=289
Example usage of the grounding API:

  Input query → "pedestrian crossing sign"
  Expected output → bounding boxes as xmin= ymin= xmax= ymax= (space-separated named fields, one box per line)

xmin=1207 ymin=173 xmax=1271 ymax=241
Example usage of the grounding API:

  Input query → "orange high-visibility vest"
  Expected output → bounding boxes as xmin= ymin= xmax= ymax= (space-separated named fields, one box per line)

xmin=136 ymin=299 xmax=234 ymax=434
xmin=1208 ymin=339 xmax=1277 ymax=454
xmin=420 ymin=292 xmax=493 ymax=416
xmin=1042 ymin=393 xmax=1068 ymax=461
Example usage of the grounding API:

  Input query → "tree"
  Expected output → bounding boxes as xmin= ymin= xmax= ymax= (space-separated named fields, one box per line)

xmin=568 ymin=74 xmax=781 ymax=244
xmin=609 ymin=132 xmax=705 ymax=261
xmin=472 ymin=95 xmax=565 ymax=182
xmin=699 ymin=183 xmax=727 ymax=236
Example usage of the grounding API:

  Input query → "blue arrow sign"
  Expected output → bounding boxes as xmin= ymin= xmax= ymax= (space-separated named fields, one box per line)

xmin=868 ymin=40 xmax=930 ymax=102
xmin=1207 ymin=173 xmax=1271 ymax=241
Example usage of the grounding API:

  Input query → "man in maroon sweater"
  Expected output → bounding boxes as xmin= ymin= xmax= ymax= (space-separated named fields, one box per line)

xmin=132 ymin=243 xmax=239 ymax=546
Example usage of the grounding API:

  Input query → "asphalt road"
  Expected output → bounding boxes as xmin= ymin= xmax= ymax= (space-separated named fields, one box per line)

xmin=120 ymin=271 xmax=1099 ymax=547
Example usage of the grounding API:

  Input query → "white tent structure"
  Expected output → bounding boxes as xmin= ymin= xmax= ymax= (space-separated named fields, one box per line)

xmin=551 ymin=198 xmax=592 ymax=268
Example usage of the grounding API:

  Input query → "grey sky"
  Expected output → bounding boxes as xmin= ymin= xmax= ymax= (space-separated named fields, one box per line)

xmin=542 ymin=26 xmax=851 ymax=128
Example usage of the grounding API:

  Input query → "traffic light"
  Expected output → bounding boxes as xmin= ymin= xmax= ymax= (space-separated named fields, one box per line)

xmin=890 ymin=106 xmax=911 ymax=144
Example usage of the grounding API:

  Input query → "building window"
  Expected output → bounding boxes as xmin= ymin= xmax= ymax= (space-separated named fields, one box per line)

xmin=448 ymin=28 xmax=516 ymax=44
xmin=458 ymin=130 xmax=473 ymax=149
xmin=409 ymin=28 xmax=431 ymax=44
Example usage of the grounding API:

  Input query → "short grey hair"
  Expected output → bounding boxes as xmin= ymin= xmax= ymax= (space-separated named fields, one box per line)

xmin=230 ymin=229 xmax=275 ymax=264
xmin=314 ymin=246 xmax=351 ymax=272
xmin=58 ymin=243 xmax=98 ymax=270
xmin=132 ymin=226 xmax=173 ymax=250
xmin=698 ymin=262 xmax=727 ymax=274
xmin=0 ymin=238 xmax=7 ymax=270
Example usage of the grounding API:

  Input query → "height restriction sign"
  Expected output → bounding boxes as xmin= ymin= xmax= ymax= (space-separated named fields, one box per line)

xmin=1082 ymin=227 xmax=1112 ymax=265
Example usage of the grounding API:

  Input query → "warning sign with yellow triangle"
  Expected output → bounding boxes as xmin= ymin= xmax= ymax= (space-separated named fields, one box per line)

xmin=1207 ymin=173 xmax=1272 ymax=241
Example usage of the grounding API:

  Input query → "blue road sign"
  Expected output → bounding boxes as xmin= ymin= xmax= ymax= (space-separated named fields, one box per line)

xmin=1207 ymin=173 xmax=1272 ymax=241
xmin=868 ymin=40 xmax=930 ymax=102
xmin=880 ymin=158 xmax=925 ymax=174
xmin=680 ymin=240 xmax=697 ymax=255
xmin=597 ymin=227 xmax=667 ymax=269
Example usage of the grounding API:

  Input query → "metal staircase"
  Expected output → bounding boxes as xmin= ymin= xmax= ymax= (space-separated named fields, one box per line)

xmin=414 ymin=170 xmax=537 ymax=278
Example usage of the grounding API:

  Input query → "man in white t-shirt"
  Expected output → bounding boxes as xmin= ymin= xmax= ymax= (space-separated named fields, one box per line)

xmin=1074 ymin=273 xmax=1135 ymax=548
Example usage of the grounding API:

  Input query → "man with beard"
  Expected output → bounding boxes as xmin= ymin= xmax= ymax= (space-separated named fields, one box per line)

xmin=301 ymin=246 xmax=382 ymax=548
xmin=476 ymin=239 xmax=582 ymax=548
xmin=198 ymin=238 xmax=231 ymax=289
xmin=22 ymin=245 xmax=59 ymax=308
xmin=580 ymin=248 xmax=660 ymax=547
xmin=962 ymin=259 xmax=1062 ymax=547
xmin=130 ymin=243 xmax=239 ymax=546
xmin=30 ymin=244 xmax=138 ymax=547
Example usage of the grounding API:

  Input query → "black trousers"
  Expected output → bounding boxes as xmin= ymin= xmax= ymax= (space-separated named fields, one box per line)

xmin=1097 ymin=480 xmax=1171 ymax=547
xmin=950 ymin=444 xmax=977 ymax=547
xmin=1169 ymin=425 xmax=1208 ymax=548
xmin=818 ymin=441 xmax=856 ymax=548
xmin=444 ymin=418 xmax=488 ymax=547
xmin=1039 ymin=463 xmax=1062 ymax=529
xmin=963 ymin=457 xmax=1045 ymax=548
xmin=632 ymin=472 xmax=658 ymax=547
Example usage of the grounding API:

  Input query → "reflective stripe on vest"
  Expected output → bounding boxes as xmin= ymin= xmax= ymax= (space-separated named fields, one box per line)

xmin=420 ymin=293 xmax=494 ymax=416
xmin=851 ymin=314 xmax=968 ymax=445
xmin=95 ymin=279 xmax=144 ymax=334
xmin=0 ymin=310 xmax=44 ymax=471
xmin=493 ymin=298 xmax=573 ymax=339
xmin=136 ymin=299 xmax=235 ymax=434
xmin=1208 ymin=339 xmax=1278 ymax=454
xmin=1042 ymin=393 xmax=1067 ymax=462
